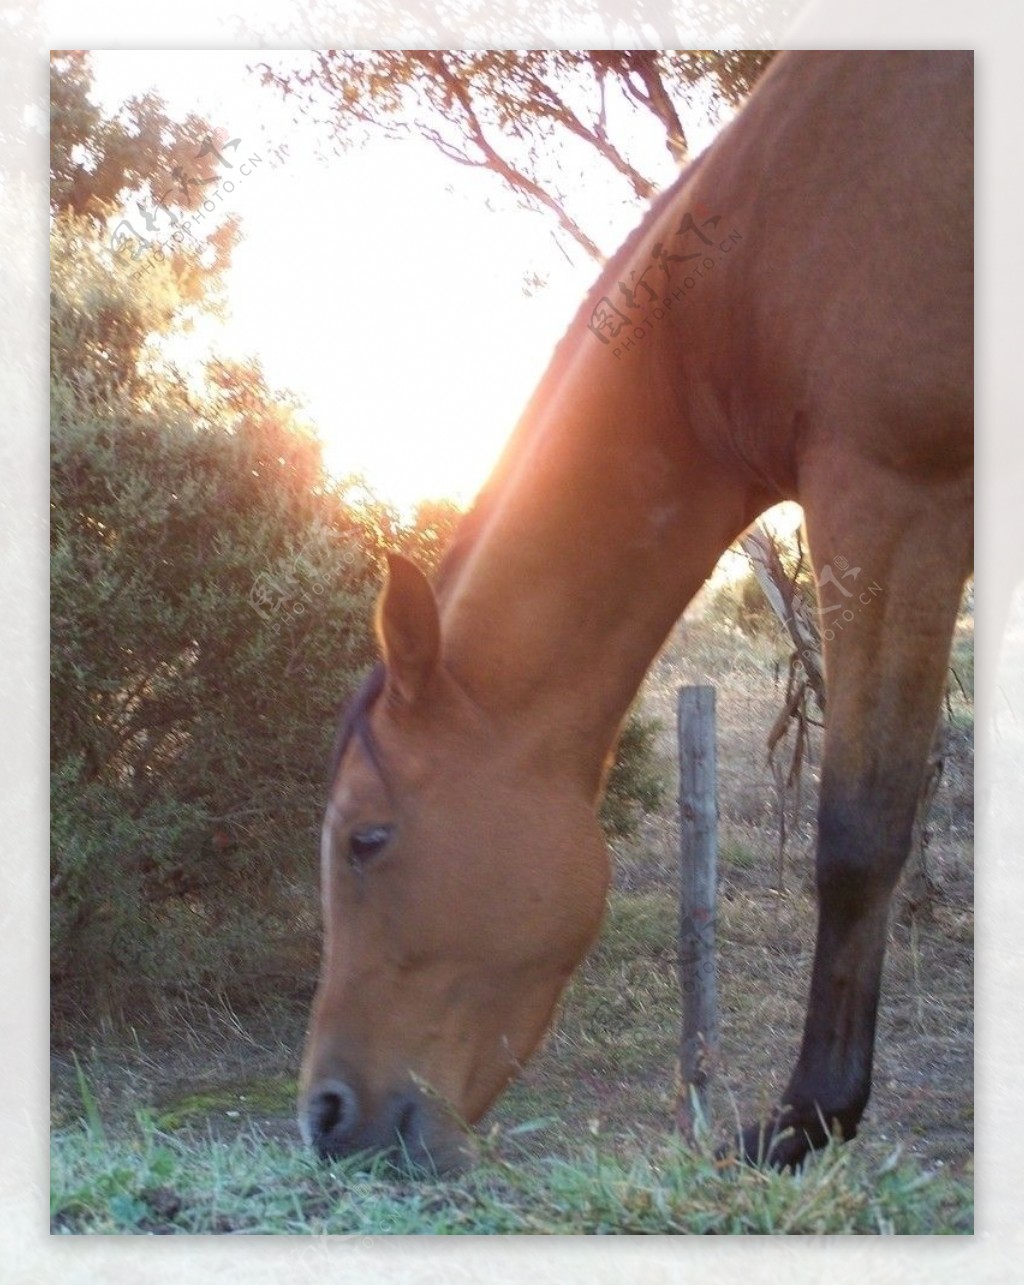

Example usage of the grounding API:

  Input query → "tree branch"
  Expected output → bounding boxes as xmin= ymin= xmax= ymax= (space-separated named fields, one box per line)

xmin=740 ymin=524 xmax=826 ymax=712
xmin=418 ymin=52 xmax=606 ymax=262
xmin=618 ymin=52 xmax=689 ymax=167
xmin=515 ymin=62 xmax=657 ymax=201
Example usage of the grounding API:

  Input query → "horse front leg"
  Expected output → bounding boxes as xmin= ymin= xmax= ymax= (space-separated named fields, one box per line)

xmin=734 ymin=464 xmax=971 ymax=1168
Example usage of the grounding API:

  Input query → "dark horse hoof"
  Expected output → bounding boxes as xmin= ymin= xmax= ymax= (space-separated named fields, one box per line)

xmin=724 ymin=1122 xmax=812 ymax=1171
xmin=718 ymin=1110 xmax=856 ymax=1171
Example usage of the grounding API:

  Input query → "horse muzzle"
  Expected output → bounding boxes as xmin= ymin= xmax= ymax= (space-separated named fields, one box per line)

xmin=299 ymin=1077 xmax=473 ymax=1175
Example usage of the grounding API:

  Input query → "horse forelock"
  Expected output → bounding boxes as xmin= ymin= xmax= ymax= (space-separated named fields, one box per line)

xmin=327 ymin=662 xmax=387 ymax=788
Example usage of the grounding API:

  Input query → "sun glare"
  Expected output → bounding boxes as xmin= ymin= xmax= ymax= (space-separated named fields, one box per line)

xmin=84 ymin=51 xmax=729 ymax=516
xmin=88 ymin=48 xmax=596 ymax=514
xmin=233 ymin=130 xmax=597 ymax=513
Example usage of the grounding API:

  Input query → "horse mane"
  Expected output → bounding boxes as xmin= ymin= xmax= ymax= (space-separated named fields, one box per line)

xmin=434 ymin=154 xmax=706 ymax=599
xmin=329 ymin=154 xmax=708 ymax=774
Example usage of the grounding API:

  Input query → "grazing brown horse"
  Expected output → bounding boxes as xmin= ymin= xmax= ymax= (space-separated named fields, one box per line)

xmin=299 ymin=50 xmax=973 ymax=1172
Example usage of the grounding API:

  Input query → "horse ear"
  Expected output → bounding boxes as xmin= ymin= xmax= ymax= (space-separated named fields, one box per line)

xmin=376 ymin=552 xmax=441 ymax=705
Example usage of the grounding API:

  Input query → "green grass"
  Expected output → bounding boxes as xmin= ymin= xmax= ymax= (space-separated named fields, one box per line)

xmin=721 ymin=834 xmax=759 ymax=871
xmin=50 ymin=614 xmax=974 ymax=1236
xmin=151 ymin=1076 xmax=297 ymax=1131
xmin=50 ymin=1109 xmax=971 ymax=1235
xmin=50 ymin=865 xmax=973 ymax=1235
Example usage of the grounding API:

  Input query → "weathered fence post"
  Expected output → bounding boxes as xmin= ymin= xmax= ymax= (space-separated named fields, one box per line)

xmin=676 ymin=685 xmax=718 ymax=1141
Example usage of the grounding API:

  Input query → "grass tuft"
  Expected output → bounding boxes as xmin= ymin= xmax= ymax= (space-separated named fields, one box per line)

xmin=50 ymin=1112 xmax=971 ymax=1235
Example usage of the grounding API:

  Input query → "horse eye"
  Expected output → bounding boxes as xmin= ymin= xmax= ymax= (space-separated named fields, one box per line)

xmin=348 ymin=826 xmax=393 ymax=865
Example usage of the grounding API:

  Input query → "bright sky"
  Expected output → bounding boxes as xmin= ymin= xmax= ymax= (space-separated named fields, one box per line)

xmin=85 ymin=50 xmax=636 ymax=511
xmin=84 ymin=50 xmax=801 ymax=545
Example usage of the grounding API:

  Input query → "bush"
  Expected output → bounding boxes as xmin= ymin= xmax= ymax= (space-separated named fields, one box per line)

xmin=50 ymin=377 xmax=383 ymax=1020
xmin=600 ymin=709 xmax=666 ymax=838
xmin=50 ymin=216 xmax=385 ymax=1021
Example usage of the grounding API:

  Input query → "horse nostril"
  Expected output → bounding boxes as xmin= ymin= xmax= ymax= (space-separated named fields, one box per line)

xmin=303 ymin=1079 xmax=360 ymax=1154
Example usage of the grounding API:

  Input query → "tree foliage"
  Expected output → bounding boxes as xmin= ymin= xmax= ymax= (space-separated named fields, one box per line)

xmin=50 ymin=50 xmax=239 ymax=306
xmin=52 ymin=49 xmax=221 ymax=222
xmin=260 ymin=49 xmax=774 ymax=261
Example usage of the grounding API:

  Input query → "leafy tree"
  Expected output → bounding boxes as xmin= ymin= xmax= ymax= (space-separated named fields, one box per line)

xmin=52 ymin=49 xmax=219 ymax=221
xmin=50 ymin=50 xmax=238 ymax=308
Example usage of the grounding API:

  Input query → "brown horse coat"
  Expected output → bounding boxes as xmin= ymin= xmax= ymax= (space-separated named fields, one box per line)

xmin=300 ymin=50 xmax=972 ymax=1171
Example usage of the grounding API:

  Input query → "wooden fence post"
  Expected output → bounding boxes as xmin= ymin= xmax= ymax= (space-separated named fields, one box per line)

xmin=676 ymin=685 xmax=718 ymax=1141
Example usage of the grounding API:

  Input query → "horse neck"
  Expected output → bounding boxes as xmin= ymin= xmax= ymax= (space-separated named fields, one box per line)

xmin=437 ymin=317 xmax=758 ymax=798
